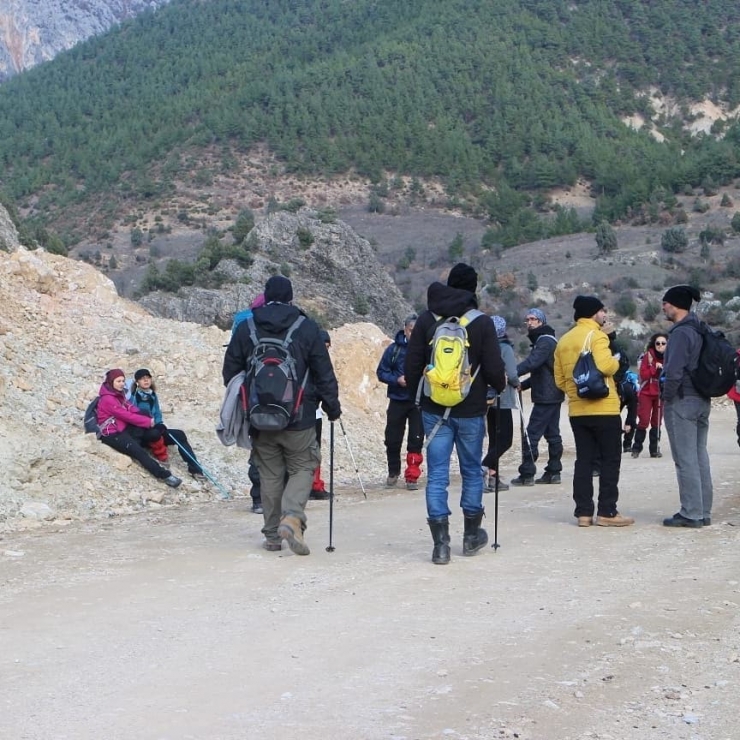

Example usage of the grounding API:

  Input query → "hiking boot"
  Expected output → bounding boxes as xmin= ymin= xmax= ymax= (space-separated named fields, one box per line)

xmin=427 ymin=517 xmax=451 ymax=565
xmin=577 ymin=516 xmax=593 ymax=527
xmin=163 ymin=475 xmax=182 ymax=488
xmin=649 ymin=451 xmax=662 ymax=458
xmin=277 ymin=515 xmax=310 ymax=555
xmin=510 ymin=476 xmax=534 ymax=487
xmin=662 ymin=512 xmax=703 ymax=528
xmin=385 ymin=475 xmax=399 ymax=488
xmin=703 ymin=517 xmax=712 ymax=526
xmin=250 ymin=502 xmax=263 ymax=514
xmin=405 ymin=481 xmax=419 ymax=491
xmin=262 ymin=539 xmax=282 ymax=552
xmin=596 ymin=513 xmax=635 ymax=527
xmin=309 ymin=489 xmax=330 ymax=500
xmin=462 ymin=511 xmax=488 ymax=555
xmin=487 ymin=475 xmax=509 ymax=492
xmin=630 ymin=450 xmax=640 ymax=458
xmin=536 ymin=473 xmax=561 ymax=485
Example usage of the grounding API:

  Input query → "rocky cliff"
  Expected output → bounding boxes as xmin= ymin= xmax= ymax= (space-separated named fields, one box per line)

xmin=138 ymin=209 xmax=413 ymax=335
xmin=0 ymin=203 xmax=21 ymax=251
xmin=0 ymin=0 xmax=170 ymax=81
xmin=0 ymin=244 xmax=398 ymax=533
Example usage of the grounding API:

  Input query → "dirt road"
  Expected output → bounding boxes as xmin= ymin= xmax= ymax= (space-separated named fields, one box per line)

xmin=2 ymin=407 xmax=739 ymax=740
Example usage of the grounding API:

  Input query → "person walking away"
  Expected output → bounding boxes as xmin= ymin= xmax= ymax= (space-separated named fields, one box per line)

xmin=406 ymin=263 xmax=506 ymax=564
xmin=376 ymin=314 xmax=424 ymax=490
xmin=96 ymin=369 xmax=182 ymax=487
xmin=130 ymin=368 xmax=205 ymax=477
xmin=511 ymin=308 xmax=564 ymax=486
xmin=482 ymin=316 xmax=519 ymax=492
xmin=660 ymin=285 xmax=712 ymax=528
xmin=554 ymin=296 xmax=634 ymax=527
xmin=631 ymin=333 xmax=668 ymax=458
xmin=222 ymin=276 xmax=341 ymax=554
xmin=309 ymin=329 xmax=334 ymax=500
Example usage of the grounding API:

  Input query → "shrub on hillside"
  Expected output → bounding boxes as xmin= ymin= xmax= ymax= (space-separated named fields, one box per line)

xmin=661 ymin=227 xmax=688 ymax=253
xmin=613 ymin=292 xmax=636 ymax=318
xmin=595 ymin=220 xmax=617 ymax=255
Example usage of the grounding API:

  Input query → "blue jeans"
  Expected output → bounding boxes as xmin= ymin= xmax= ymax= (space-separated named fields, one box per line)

xmin=423 ymin=412 xmax=485 ymax=519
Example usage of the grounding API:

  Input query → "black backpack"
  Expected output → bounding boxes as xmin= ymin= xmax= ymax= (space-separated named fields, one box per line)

xmin=689 ymin=322 xmax=739 ymax=398
xmin=83 ymin=397 xmax=101 ymax=437
xmin=244 ymin=315 xmax=309 ymax=431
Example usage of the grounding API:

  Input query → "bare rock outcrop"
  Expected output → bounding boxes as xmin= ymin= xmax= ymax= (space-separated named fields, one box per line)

xmin=0 ymin=202 xmax=21 ymax=252
xmin=139 ymin=209 xmax=412 ymax=335
xmin=0 ymin=245 xmax=396 ymax=533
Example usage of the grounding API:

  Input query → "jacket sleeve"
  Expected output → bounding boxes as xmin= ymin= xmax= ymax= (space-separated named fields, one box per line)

xmin=107 ymin=397 xmax=152 ymax=429
xmin=516 ymin=338 xmax=551 ymax=377
xmin=479 ymin=319 xmax=506 ymax=393
xmin=553 ymin=345 xmax=566 ymax=392
xmin=662 ymin=328 xmax=692 ymax=402
xmin=376 ymin=343 xmax=401 ymax=387
xmin=308 ymin=327 xmax=341 ymax=420
xmin=592 ymin=331 xmax=620 ymax=377
xmin=404 ymin=313 xmax=433 ymax=401
xmin=222 ymin=322 xmax=252 ymax=386
xmin=502 ymin=344 xmax=519 ymax=387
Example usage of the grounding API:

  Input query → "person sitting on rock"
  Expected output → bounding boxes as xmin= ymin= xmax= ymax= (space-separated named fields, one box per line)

xmin=96 ymin=368 xmax=182 ymax=488
xmin=130 ymin=368 xmax=204 ymax=478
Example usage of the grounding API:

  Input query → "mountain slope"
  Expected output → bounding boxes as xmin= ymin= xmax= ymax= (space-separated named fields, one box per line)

xmin=0 ymin=0 xmax=171 ymax=82
xmin=2 ymin=0 xmax=740 ymax=238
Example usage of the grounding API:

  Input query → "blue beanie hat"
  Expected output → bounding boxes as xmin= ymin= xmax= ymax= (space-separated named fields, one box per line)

xmin=526 ymin=307 xmax=547 ymax=324
xmin=492 ymin=315 xmax=507 ymax=338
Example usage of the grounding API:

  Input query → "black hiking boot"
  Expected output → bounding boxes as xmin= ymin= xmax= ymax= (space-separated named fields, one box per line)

xmin=427 ymin=517 xmax=451 ymax=565
xmin=462 ymin=511 xmax=488 ymax=556
xmin=648 ymin=428 xmax=662 ymax=457
xmin=663 ymin=512 xmax=703 ymax=528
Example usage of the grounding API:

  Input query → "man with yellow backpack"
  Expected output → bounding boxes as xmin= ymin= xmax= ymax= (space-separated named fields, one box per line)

xmin=406 ymin=263 xmax=506 ymax=565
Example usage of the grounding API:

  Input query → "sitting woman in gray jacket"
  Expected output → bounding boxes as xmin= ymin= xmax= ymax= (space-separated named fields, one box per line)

xmin=482 ymin=316 xmax=520 ymax=491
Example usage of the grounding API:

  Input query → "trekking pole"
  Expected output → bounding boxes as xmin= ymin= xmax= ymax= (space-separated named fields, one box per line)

xmin=516 ymin=389 xmax=536 ymax=463
xmin=169 ymin=435 xmax=230 ymax=500
xmin=491 ymin=394 xmax=501 ymax=551
xmin=326 ymin=421 xmax=336 ymax=553
xmin=656 ymin=396 xmax=663 ymax=456
xmin=339 ymin=418 xmax=367 ymax=498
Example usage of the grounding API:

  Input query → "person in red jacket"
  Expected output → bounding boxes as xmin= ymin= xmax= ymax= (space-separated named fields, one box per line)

xmin=727 ymin=349 xmax=740 ymax=447
xmin=96 ymin=368 xmax=182 ymax=487
xmin=631 ymin=333 xmax=667 ymax=458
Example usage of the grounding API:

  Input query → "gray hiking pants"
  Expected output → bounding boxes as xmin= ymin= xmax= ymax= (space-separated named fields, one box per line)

xmin=663 ymin=396 xmax=713 ymax=521
xmin=252 ymin=426 xmax=321 ymax=541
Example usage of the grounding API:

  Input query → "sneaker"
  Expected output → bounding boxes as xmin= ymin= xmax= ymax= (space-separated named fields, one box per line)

xmin=262 ymin=539 xmax=282 ymax=552
xmin=163 ymin=475 xmax=182 ymax=488
xmin=250 ymin=502 xmax=263 ymax=514
xmin=577 ymin=516 xmax=593 ymax=527
xmin=309 ymin=489 xmax=330 ymax=500
xmin=662 ymin=512 xmax=702 ymax=528
xmin=405 ymin=481 xmax=419 ymax=491
xmin=385 ymin=475 xmax=399 ymax=488
xmin=535 ymin=473 xmax=561 ymax=485
xmin=631 ymin=450 xmax=640 ymax=458
xmin=510 ymin=476 xmax=535 ymax=487
xmin=486 ymin=475 xmax=509 ymax=491
xmin=277 ymin=515 xmax=310 ymax=556
xmin=596 ymin=513 xmax=635 ymax=527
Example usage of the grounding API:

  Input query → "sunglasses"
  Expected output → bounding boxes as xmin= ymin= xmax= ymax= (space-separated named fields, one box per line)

xmin=655 ymin=341 xmax=667 ymax=346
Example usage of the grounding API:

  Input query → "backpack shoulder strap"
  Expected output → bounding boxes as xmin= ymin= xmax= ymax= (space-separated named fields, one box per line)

xmin=246 ymin=315 xmax=260 ymax=346
xmin=459 ymin=308 xmax=484 ymax=327
xmin=282 ymin=315 xmax=306 ymax=348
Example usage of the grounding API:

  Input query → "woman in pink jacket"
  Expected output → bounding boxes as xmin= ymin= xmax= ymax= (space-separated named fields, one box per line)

xmin=631 ymin=333 xmax=667 ymax=458
xmin=727 ymin=350 xmax=740 ymax=447
xmin=96 ymin=369 xmax=182 ymax=487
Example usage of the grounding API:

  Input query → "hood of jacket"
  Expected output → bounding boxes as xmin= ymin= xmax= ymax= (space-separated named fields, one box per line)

xmin=528 ymin=323 xmax=556 ymax=344
xmin=252 ymin=302 xmax=305 ymax=333
xmin=426 ymin=282 xmax=478 ymax=318
xmin=393 ymin=329 xmax=407 ymax=347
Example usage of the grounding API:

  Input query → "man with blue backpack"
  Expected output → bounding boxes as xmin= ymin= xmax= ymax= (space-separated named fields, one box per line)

xmin=406 ymin=263 xmax=506 ymax=565
xmin=223 ymin=275 xmax=341 ymax=555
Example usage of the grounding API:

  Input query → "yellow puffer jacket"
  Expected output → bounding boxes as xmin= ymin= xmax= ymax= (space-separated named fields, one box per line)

xmin=554 ymin=318 xmax=621 ymax=416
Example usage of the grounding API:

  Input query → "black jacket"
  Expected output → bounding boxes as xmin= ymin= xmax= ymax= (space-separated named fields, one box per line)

xmin=222 ymin=302 xmax=341 ymax=430
xmin=405 ymin=282 xmax=506 ymax=417
xmin=516 ymin=324 xmax=564 ymax=405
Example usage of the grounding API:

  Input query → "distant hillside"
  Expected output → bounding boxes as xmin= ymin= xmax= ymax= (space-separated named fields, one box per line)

xmin=0 ymin=0 xmax=170 ymax=82
xmin=2 ymin=0 xmax=740 ymax=250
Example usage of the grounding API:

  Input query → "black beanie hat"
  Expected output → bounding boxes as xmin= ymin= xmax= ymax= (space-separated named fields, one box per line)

xmin=264 ymin=275 xmax=293 ymax=303
xmin=134 ymin=368 xmax=151 ymax=381
xmin=662 ymin=284 xmax=700 ymax=310
xmin=573 ymin=295 xmax=605 ymax=321
xmin=447 ymin=263 xmax=478 ymax=292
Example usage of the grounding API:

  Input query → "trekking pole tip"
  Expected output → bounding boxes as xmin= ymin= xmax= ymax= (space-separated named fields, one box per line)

xmin=491 ymin=542 xmax=500 ymax=551
xmin=325 ymin=545 xmax=336 ymax=552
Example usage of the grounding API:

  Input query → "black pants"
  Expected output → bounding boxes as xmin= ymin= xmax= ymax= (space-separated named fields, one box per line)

xmin=101 ymin=426 xmax=170 ymax=479
xmin=519 ymin=403 xmax=563 ymax=478
xmin=384 ymin=399 xmax=424 ymax=476
xmin=570 ymin=415 xmax=622 ymax=518
xmin=154 ymin=424 xmax=201 ymax=474
xmin=482 ymin=407 xmax=513 ymax=471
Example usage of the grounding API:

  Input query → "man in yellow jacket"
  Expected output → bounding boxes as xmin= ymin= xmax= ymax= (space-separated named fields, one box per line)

xmin=554 ymin=296 xmax=635 ymax=528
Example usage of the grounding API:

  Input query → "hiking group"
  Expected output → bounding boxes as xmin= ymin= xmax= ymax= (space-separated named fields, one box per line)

xmin=88 ymin=265 xmax=737 ymax=564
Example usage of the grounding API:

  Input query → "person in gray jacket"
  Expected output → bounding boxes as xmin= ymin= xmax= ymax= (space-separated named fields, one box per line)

xmin=511 ymin=308 xmax=565 ymax=486
xmin=660 ymin=285 xmax=713 ymax=528
xmin=482 ymin=316 xmax=519 ymax=492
